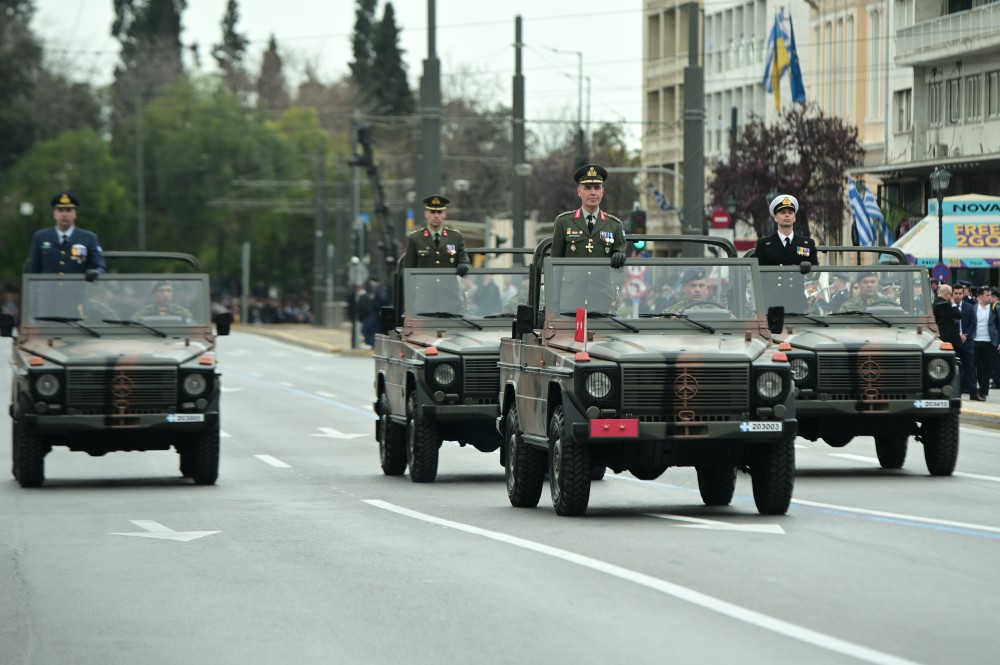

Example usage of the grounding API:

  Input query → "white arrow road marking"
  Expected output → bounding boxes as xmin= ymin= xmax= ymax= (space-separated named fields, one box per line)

xmin=278 ymin=381 xmax=295 ymax=387
xmin=220 ymin=387 xmax=244 ymax=393
xmin=310 ymin=426 xmax=366 ymax=439
xmin=255 ymin=454 xmax=290 ymax=468
xmin=365 ymin=500 xmax=921 ymax=665
xmin=647 ymin=513 xmax=785 ymax=534
xmin=220 ymin=430 xmax=232 ymax=438
xmin=829 ymin=453 xmax=1000 ymax=482
xmin=315 ymin=391 xmax=338 ymax=399
xmin=111 ymin=520 xmax=220 ymax=542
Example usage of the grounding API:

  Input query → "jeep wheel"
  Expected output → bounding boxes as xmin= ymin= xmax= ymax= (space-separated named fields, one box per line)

xmin=874 ymin=432 xmax=908 ymax=469
xmin=189 ymin=429 xmax=220 ymax=485
xmin=921 ymin=414 xmax=959 ymax=476
xmin=177 ymin=446 xmax=194 ymax=477
xmin=14 ymin=420 xmax=47 ymax=488
xmin=548 ymin=405 xmax=591 ymax=516
xmin=378 ymin=392 xmax=407 ymax=476
xmin=696 ymin=465 xmax=736 ymax=506
xmin=505 ymin=405 xmax=545 ymax=507
xmin=407 ymin=392 xmax=439 ymax=483
xmin=749 ymin=435 xmax=795 ymax=515
xmin=590 ymin=465 xmax=607 ymax=481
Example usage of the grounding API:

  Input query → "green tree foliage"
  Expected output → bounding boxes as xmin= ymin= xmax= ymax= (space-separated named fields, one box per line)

xmin=0 ymin=129 xmax=133 ymax=285
xmin=30 ymin=70 xmax=103 ymax=142
xmin=0 ymin=0 xmax=44 ymax=175
xmin=708 ymin=106 xmax=863 ymax=242
xmin=370 ymin=3 xmax=414 ymax=116
xmin=256 ymin=35 xmax=289 ymax=117
xmin=212 ymin=0 xmax=251 ymax=100
xmin=349 ymin=0 xmax=377 ymax=104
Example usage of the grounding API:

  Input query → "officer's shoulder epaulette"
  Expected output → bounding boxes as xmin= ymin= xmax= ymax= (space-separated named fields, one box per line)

xmin=606 ymin=213 xmax=622 ymax=223
xmin=556 ymin=210 xmax=575 ymax=218
xmin=444 ymin=225 xmax=462 ymax=234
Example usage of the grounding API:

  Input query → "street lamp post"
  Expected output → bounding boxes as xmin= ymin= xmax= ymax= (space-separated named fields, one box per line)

xmin=930 ymin=167 xmax=952 ymax=267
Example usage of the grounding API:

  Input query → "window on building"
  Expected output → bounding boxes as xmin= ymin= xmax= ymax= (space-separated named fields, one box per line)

xmin=966 ymin=74 xmax=982 ymax=121
xmin=929 ymin=81 xmax=943 ymax=126
xmin=894 ymin=89 xmax=912 ymax=132
xmin=987 ymin=71 xmax=999 ymax=118
xmin=947 ymin=78 xmax=961 ymax=124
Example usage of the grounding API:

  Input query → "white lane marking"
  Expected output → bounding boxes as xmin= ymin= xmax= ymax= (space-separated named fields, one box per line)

xmin=647 ymin=514 xmax=785 ymax=534
xmin=220 ymin=387 xmax=244 ymax=393
xmin=310 ymin=426 xmax=366 ymax=439
xmin=111 ymin=520 xmax=220 ymax=542
xmin=959 ymin=426 xmax=1000 ymax=438
xmin=254 ymin=454 xmax=290 ymax=468
xmin=220 ymin=430 xmax=232 ymax=438
xmin=829 ymin=453 xmax=1000 ymax=483
xmin=278 ymin=381 xmax=295 ymax=387
xmin=364 ymin=500 xmax=920 ymax=665
xmin=793 ymin=498 xmax=1000 ymax=536
xmin=315 ymin=391 xmax=338 ymax=399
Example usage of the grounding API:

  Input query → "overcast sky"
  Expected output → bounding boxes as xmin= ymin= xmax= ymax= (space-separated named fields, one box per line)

xmin=32 ymin=0 xmax=644 ymax=148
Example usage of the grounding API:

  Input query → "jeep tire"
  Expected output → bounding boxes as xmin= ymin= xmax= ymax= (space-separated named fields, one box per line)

xmin=875 ymin=432 xmax=908 ymax=469
xmin=696 ymin=465 xmax=737 ymax=506
xmin=407 ymin=392 xmax=439 ymax=483
xmin=750 ymin=435 xmax=795 ymax=515
xmin=548 ymin=405 xmax=591 ymax=516
xmin=378 ymin=392 xmax=407 ymax=476
xmin=921 ymin=414 xmax=959 ymax=476
xmin=14 ymin=420 xmax=46 ymax=488
xmin=189 ymin=429 xmax=220 ymax=485
xmin=505 ymin=405 xmax=545 ymax=507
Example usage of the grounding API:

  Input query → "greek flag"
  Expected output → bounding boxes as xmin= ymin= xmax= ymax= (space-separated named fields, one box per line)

xmin=864 ymin=188 xmax=894 ymax=245
xmin=848 ymin=178 xmax=875 ymax=246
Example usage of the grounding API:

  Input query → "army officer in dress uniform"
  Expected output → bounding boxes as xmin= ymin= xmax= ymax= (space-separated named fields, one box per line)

xmin=551 ymin=164 xmax=627 ymax=268
xmin=754 ymin=194 xmax=819 ymax=267
xmin=402 ymin=194 xmax=470 ymax=275
xmin=28 ymin=192 xmax=106 ymax=280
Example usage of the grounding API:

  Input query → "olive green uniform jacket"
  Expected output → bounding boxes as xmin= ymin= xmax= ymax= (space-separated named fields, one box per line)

xmin=551 ymin=209 xmax=626 ymax=258
xmin=402 ymin=227 xmax=470 ymax=269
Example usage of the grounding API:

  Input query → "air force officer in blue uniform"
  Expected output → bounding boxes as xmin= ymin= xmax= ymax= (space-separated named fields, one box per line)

xmin=28 ymin=192 xmax=106 ymax=280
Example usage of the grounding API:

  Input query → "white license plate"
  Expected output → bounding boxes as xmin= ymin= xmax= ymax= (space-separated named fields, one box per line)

xmin=914 ymin=400 xmax=949 ymax=409
xmin=166 ymin=414 xmax=205 ymax=423
xmin=740 ymin=421 xmax=782 ymax=432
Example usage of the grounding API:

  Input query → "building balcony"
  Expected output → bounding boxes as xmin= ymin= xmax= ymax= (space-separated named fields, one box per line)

xmin=897 ymin=4 xmax=1000 ymax=65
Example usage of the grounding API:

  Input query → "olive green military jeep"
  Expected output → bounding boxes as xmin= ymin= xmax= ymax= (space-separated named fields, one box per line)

xmin=498 ymin=236 xmax=797 ymax=517
xmin=2 ymin=252 xmax=233 ymax=487
xmin=373 ymin=250 xmax=531 ymax=482
xmin=751 ymin=246 xmax=960 ymax=475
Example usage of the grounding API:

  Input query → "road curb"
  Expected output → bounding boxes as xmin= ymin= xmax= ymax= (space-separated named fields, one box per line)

xmin=960 ymin=409 xmax=1000 ymax=431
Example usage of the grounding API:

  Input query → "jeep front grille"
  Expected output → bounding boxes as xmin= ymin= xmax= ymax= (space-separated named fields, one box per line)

xmin=66 ymin=368 xmax=178 ymax=415
xmin=817 ymin=353 xmax=921 ymax=398
xmin=621 ymin=364 xmax=749 ymax=419
xmin=463 ymin=357 xmax=500 ymax=395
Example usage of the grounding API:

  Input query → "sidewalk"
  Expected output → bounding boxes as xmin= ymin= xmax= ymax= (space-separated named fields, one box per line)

xmin=238 ymin=323 xmax=1000 ymax=431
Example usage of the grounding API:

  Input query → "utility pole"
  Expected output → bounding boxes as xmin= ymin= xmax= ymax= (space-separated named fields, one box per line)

xmin=512 ymin=16 xmax=526 ymax=259
xmin=681 ymin=1 xmax=705 ymax=256
xmin=416 ymin=0 xmax=442 ymax=199
xmin=312 ymin=149 xmax=327 ymax=326
xmin=136 ymin=92 xmax=146 ymax=250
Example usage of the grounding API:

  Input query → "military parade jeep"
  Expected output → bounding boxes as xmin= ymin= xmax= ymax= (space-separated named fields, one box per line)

xmin=2 ymin=252 xmax=233 ymax=487
xmin=753 ymin=246 xmax=960 ymax=475
xmin=373 ymin=250 xmax=530 ymax=482
xmin=498 ymin=236 xmax=797 ymax=516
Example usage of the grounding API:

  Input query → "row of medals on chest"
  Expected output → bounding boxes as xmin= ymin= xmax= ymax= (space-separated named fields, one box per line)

xmin=568 ymin=229 xmax=616 ymax=254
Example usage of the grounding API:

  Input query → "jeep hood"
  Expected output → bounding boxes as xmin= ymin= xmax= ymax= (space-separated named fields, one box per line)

xmin=552 ymin=333 xmax=770 ymax=362
xmin=406 ymin=329 xmax=507 ymax=355
xmin=781 ymin=327 xmax=938 ymax=352
xmin=18 ymin=336 xmax=213 ymax=366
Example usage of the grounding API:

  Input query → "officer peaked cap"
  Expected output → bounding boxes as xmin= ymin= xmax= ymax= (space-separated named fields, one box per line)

xmin=52 ymin=192 xmax=79 ymax=208
xmin=423 ymin=194 xmax=450 ymax=211
xmin=769 ymin=194 xmax=799 ymax=217
xmin=574 ymin=164 xmax=608 ymax=185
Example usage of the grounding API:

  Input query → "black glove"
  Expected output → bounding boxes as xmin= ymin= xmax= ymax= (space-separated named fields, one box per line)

xmin=456 ymin=263 xmax=469 ymax=277
xmin=610 ymin=252 xmax=626 ymax=269
xmin=85 ymin=269 xmax=100 ymax=282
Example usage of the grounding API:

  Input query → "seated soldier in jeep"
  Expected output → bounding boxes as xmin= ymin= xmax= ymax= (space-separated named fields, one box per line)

xmin=133 ymin=281 xmax=193 ymax=322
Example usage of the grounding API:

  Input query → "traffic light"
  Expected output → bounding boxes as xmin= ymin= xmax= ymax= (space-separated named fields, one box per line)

xmin=630 ymin=209 xmax=647 ymax=250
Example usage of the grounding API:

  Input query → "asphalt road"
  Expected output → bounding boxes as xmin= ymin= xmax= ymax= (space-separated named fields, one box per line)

xmin=1 ymin=331 xmax=999 ymax=665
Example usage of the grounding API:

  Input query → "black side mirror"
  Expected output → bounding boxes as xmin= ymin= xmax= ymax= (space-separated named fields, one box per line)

xmin=766 ymin=305 xmax=785 ymax=334
xmin=799 ymin=261 xmax=813 ymax=275
xmin=380 ymin=306 xmax=397 ymax=332
xmin=214 ymin=311 xmax=233 ymax=336
xmin=515 ymin=304 xmax=534 ymax=338
xmin=0 ymin=312 xmax=14 ymax=337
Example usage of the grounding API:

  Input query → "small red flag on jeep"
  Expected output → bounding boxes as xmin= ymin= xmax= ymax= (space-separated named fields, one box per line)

xmin=575 ymin=307 xmax=586 ymax=342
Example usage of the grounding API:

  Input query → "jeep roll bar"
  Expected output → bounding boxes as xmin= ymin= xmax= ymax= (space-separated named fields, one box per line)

xmin=103 ymin=251 xmax=202 ymax=271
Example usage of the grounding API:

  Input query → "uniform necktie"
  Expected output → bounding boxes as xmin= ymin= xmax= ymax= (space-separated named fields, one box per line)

xmin=587 ymin=214 xmax=595 ymax=234
xmin=434 ymin=232 xmax=440 ymax=248
xmin=60 ymin=234 xmax=69 ymax=249
xmin=783 ymin=237 xmax=790 ymax=247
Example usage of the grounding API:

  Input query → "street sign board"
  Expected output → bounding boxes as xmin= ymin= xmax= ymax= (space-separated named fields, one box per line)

xmin=625 ymin=277 xmax=648 ymax=299
xmin=932 ymin=262 xmax=950 ymax=283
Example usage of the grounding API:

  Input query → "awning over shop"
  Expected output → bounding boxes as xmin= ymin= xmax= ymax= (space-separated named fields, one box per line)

xmin=892 ymin=194 xmax=1000 ymax=268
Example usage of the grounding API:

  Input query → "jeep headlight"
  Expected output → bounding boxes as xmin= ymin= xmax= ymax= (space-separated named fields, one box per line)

xmin=789 ymin=358 xmax=810 ymax=382
xmin=35 ymin=373 xmax=60 ymax=397
xmin=432 ymin=363 xmax=457 ymax=387
xmin=584 ymin=371 xmax=612 ymax=399
xmin=756 ymin=371 xmax=784 ymax=400
xmin=182 ymin=373 xmax=208 ymax=397
xmin=926 ymin=358 xmax=951 ymax=382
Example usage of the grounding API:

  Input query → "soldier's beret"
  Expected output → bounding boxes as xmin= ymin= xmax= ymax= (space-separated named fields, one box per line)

xmin=769 ymin=194 xmax=799 ymax=217
xmin=574 ymin=164 xmax=608 ymax=185
xmin=858 ymin=271 xmax=878 ymax=280
xmin=833 ymin=272 xmax=850 ymax=282
xmin=680 ymin=267 xmax=707 ymax=284
xmin=423 ymin=194 xmax=450 ymax=210
xmin=51 ymin=192 xmax=79 ymax=208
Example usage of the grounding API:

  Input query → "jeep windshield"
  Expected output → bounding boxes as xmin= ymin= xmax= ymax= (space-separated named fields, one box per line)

xmin=757 ymin=265 xmax=929 ymax=319
xmin=22 ymin=275 xmax=210 ymax=328
xmin=403 ymin=267 xmax=529 ymax=320
xmin=545 ymin=258 xmax=761 ymax=324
